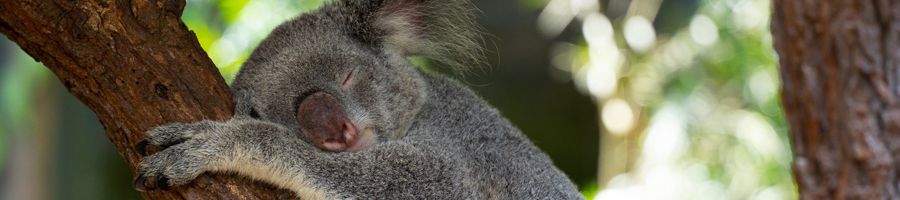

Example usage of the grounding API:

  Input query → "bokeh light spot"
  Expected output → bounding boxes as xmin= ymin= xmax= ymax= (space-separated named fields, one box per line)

xmin=689 ymin=15 xmax=719 ymax=46
xmin=602 ymin=98 xmax=635 ymax=135
xmin=748 ymin=70 xmax=777 ymax=104
xmin=624 ymin=16 xmax=656 ymax=52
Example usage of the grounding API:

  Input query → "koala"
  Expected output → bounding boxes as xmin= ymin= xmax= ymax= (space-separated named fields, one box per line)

xmin=132 ymin=0 xmax=583 ymax=199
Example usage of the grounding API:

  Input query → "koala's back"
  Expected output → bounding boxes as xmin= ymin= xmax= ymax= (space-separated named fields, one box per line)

xmin=403 ymin=72 xmax=583 ymax=199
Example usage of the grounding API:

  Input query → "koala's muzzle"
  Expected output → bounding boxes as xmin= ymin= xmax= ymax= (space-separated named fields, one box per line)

xmin=297 ymin=91 xmax=372 ymax=152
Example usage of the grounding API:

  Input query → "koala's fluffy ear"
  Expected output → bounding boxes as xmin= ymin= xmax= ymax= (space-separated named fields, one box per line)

xmin=336 ymin=0 xmax=485 ymax=72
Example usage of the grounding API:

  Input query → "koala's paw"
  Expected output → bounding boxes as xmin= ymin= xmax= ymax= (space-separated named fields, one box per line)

xmin=133 ymin=122 xmax=222 ymax=192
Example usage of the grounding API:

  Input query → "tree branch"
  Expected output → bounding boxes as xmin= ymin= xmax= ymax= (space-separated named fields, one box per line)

xmin=0 ymin=1 xmax=293 ymax=199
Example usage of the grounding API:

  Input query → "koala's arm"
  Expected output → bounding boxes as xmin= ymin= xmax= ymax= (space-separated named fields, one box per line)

xmin=134 ymin=116 xmax=470 ymax=199
xmin=133 ymin=118 xmax=333 ymax=198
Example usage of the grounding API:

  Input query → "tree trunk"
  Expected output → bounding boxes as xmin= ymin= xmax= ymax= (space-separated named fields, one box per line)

xmin=0 ymin=1 xmax=294 ymax=199
xmin=772 ymin=0 xmax=900 ymax=199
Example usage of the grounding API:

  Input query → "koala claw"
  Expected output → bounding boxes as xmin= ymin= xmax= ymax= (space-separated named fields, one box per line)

xmin=135 ymin=139 xmax=151 ymax=156
xmin=133 ymin=174 xmax=171 ymax=192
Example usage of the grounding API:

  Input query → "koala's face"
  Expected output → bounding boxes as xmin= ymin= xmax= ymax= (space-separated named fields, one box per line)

xmin=231 ymin=17 xmax=426 ymax=152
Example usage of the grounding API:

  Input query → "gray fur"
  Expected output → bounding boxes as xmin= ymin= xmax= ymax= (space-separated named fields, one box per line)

xmin=135 ymin=0 xmax=581 ymax=199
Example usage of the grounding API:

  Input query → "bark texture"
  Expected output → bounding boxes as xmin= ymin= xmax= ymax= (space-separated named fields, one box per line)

xmin=772 ymin=0 xmax=900 ymax=199
xmin=0 ymin=1 xmax=293 ymax=199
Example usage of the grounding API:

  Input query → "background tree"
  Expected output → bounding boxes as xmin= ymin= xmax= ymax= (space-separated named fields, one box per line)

xmin=772 ymin=0 xmax=900 ymax=199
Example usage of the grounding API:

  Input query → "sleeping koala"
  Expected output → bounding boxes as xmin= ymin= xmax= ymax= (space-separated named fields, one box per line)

xmin=133 ymin=0 xmax=582 ymax=199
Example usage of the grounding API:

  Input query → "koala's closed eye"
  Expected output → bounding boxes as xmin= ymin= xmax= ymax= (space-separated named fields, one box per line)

xmin=341 ymin=68 xmax=356 ymax=90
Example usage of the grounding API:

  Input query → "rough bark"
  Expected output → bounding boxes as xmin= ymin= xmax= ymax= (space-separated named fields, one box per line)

xmin=772 ymin=0 xmax=900 ymax=199
xmin=0 ymin=1 xmax=293 ymax=199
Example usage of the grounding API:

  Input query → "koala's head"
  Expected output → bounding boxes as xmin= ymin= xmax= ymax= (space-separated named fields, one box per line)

xmin=231 ymin=0 xmax=481 ymax=152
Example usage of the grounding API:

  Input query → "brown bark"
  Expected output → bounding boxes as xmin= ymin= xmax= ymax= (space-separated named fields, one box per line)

xmin=0 ymin=1 xmax=293 ymax=199
xmin=772 ymin=0 xmax=900 ymax=199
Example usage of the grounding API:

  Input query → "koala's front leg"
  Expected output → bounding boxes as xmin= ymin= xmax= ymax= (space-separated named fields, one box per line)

xmin=132 ymin=117 xmax=330 ymax=198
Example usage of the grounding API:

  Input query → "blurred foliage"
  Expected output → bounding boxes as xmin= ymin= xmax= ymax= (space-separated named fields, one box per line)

xmin=185 ymin=0 xmax=325 ymax=81
xmin=0 ymin=48 xmax=46 ymax=166
xmin=532 ymin=0 xmax=794 ymax=199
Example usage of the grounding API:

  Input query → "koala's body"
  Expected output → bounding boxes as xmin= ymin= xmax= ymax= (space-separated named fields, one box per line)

xmin=133 ymin=0 xmax=582 ymax=199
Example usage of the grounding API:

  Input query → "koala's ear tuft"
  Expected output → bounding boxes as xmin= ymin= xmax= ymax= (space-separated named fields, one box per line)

xmin=335 ymin=0 xmax=486 ymax=73
xmin=371 ymin=0 xmax=427 ymax=53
